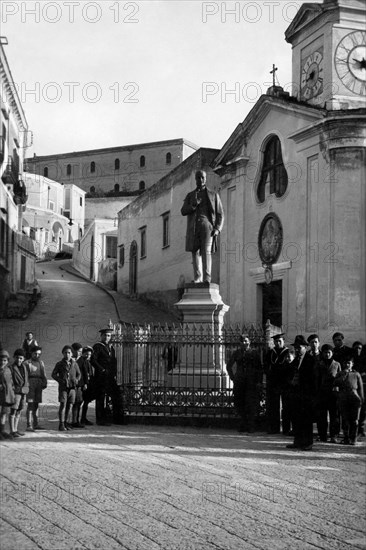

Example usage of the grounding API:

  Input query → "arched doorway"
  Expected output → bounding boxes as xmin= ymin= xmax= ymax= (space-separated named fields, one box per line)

xmin=129 ymin=240 xmax=137 ymax=295
xmin=52 ymin=221 xmax=64 ymax=251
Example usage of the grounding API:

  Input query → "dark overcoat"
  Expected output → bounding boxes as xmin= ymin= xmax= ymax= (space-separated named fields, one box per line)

xmin=181 ymin=187 xmax=224 ymax=252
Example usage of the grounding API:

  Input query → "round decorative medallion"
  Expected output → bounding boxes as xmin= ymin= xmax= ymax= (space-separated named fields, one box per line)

xmin=258 ymin=213 xmax=283 ymax=265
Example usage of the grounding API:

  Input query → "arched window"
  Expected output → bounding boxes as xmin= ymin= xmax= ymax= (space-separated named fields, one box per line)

xmin=114 ymin=183 xmax=120 ymax=193
xmin=115 ymin=158 xmax=120 ymax=170
xmin=257 ymin=136 xmax=288 ymax=203
xmin=166 ymin=152 xmax=171 ymax=165
xmin=140 ymin=155 xmax=145 ymax=168
xmin=43 ymin=167 xmax=48 ymax=178
xmin=66 ymin=164 xmax=71 ymax=176
xmin=139 ymin=181 xmax=145 ymax=191
xmin=90 ymin=161 xmax=95 ymax=173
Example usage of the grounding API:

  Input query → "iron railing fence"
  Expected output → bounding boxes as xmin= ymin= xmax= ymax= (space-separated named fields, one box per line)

xmin=111 ymin=321 xmax=276 ymax=421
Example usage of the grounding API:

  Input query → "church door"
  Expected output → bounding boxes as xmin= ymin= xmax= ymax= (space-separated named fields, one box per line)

xmin=261 ymin=280 xmax=282 ymax=328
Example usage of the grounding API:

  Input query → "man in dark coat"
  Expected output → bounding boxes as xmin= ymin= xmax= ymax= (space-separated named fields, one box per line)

xmin=181 ymin=170 xmax=224 ymax=283
xmin=286 ymin=335 xmax=316 ymax=451
xmin=93 ymin=328 xmax=124 ymax=425
xmin=332 ymin=332 xmax=352 ymax=365
xmin=227 ymin=335 xmax=263 ymax=433
xmin=264 ymin=333 xmax=289 ymax=434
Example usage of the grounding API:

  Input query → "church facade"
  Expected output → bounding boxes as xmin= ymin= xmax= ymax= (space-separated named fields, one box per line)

xmin=213 ymin=0 xmax=365 ymax=342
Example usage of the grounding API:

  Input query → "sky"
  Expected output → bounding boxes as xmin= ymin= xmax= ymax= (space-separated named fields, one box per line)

xmin=1 ymin=0 xmax=322 ymax=156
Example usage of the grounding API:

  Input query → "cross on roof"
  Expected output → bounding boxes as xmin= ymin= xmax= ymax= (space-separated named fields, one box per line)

xmin=270 ymin=64 xmax=278 ymax=87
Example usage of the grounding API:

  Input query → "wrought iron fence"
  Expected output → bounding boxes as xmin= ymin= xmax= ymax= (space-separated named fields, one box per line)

xmin=111 ymin=321 xmax=274 ymax=422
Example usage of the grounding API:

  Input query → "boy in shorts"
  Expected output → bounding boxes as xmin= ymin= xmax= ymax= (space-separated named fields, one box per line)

xmin=9 ymin=349 xmax=29 ymax=437
xmin=52 ymin=345 xmax=81 ymax=431
xmin=334 ymin=356 xmax=364 ymax=445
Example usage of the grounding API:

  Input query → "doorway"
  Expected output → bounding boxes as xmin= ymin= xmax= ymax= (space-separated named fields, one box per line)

xmin=129 ymin=240 xmax=137 ymax=295
xmin=261 ymin=280 xmax=282 ymax=328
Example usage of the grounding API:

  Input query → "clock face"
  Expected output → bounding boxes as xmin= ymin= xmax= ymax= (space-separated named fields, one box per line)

xmin=334 ymin=30 xmax=366 ymax=95
xmin=301 ymin=50 xmax=324 ymax=100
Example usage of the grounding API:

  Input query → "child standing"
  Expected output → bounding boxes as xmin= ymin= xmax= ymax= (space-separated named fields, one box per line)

xmin=71 ymin=343 xmax=85 ymax=428
xmin=79 ymin=346 xmax=96 ymax=427
xmin=9 ymin=349 xmax=29 ymax=437
xmin=52 ymin=345 xmax=81 ymax=431
xmin=0 ymin=350 xmax=16 ymax=440
xmin=24 ymin=346 xmax=48 ymax=431
xmin=315 ymin=344 xmax=341 ymax=443
xmin=334 ymin=356 xmax=364 ymax=445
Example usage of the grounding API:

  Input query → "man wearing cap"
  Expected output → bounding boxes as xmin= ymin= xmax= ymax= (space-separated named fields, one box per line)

xmin=93 ymin=328 xmax=124 ymax=426
xmin=264 ymin=333 xmax=290 ymax=434
xmin=181 ymin=170 xmax=224 ymax=284
xmin=226 ymin=335 xmax=263 ymax=433
xmin=286 ymin=335 xmax=316 ymax=451
xmin=332 ymin=332 xmax=352 ymax=365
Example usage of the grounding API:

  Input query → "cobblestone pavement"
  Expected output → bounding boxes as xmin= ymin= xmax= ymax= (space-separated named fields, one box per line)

xmin=1 ymin=383 xmax=366 ymax=550
xmin=1 ymin=263 xmax=366 ymax=549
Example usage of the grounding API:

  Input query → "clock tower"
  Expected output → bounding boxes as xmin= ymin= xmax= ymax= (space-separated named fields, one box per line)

xmin=285 ymin=0 xmax=366 ymax=109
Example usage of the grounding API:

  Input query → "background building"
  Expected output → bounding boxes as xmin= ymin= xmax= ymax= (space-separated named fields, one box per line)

xmin=22 ymin=173 xmax=85 ymax=259
xmin=73 ymin=218 xmax=118 ymax=289
xmin=117 ymin=148 xmax=221 ymax=312
xmin=25 ymin=139 xmax=199 ymax=196
xmin=0 ymin=37 xmax=37 ymax=318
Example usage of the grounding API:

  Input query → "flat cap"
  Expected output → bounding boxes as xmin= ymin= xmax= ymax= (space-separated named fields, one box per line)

xmin=99 ymin=328 xmax=113 ymax=334
xmin=272 ymin=333 xmax=285 ymax=340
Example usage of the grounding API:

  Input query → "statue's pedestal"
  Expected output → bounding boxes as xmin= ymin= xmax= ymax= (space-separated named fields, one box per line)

xmin=170 ymin=283 xmax=230 ymax=389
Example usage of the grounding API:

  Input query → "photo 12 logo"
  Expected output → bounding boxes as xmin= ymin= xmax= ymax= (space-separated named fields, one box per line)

xmin=3 ymin=81 xmax=139 ymax=104
xmin=201 ymin=2 xmax=301 ymax=24
xmin=1 ymin=2 xmax=140 ymax=24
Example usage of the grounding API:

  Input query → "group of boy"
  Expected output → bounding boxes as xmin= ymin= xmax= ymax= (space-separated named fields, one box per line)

xmin=228 ymin=331 xmax=365 ymax=450
xmin=52 ymin=327 xmax=124 ymax=431
xmin=265 ymin=331 xmax=365 ymax=449
xmin=0 ymin=340 xmax=43 ymax=440
xmin=0 ymin=327 xmax=124 ymax=437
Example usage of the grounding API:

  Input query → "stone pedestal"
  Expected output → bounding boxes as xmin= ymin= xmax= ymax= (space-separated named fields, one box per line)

xmin=170 ymin=283 xmax=230 ymax=389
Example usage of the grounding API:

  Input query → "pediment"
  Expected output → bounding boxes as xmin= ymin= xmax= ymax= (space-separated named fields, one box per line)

xmin=285 ymin=3 xmax=324 ymax=43
xmin=213 ymin=96 xmax=324 ymax=169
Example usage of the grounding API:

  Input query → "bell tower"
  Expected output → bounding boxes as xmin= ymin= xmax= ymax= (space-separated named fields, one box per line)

xmin=285 ymin=0 xmax=366 ymax=110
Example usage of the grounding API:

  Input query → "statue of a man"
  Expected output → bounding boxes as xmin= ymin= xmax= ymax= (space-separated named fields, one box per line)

xmin=181 ymin=170 xmax=224 ymax=283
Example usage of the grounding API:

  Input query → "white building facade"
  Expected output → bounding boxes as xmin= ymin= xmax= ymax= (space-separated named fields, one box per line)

xmin=212 ymin=0 xmax=366 ymax=342
xmin=23 ymin=173 xmax=85 ymax=259
xmin=0 ymin=38 xmax=37 ymax=317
